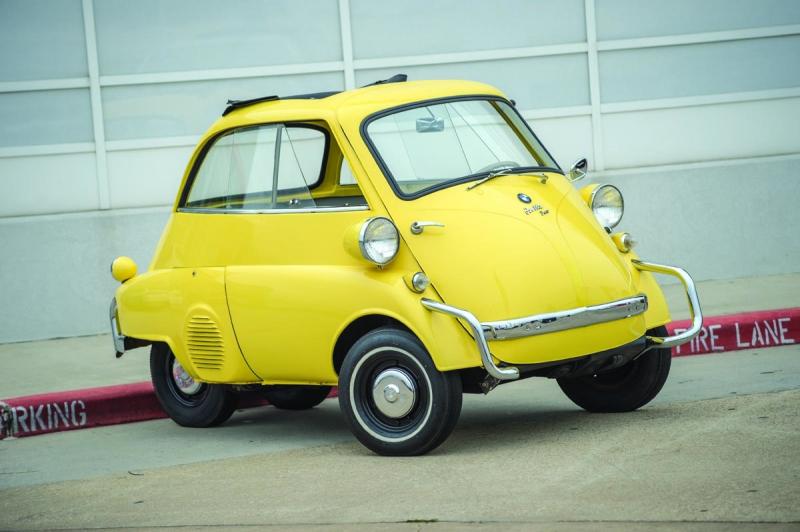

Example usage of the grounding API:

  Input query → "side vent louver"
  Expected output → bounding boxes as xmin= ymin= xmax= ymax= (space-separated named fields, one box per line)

xmin=185 ymin=315 xmax=224 ymax=371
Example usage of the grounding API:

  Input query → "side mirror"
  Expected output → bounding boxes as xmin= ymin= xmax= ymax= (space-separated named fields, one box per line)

xmin=567 ymin=158 xmax=588 ymax=182
xmin=416 ymin=116 xmax=445 ymax=133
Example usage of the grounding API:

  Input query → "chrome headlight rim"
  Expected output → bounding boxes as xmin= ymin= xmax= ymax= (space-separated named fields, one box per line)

xmin=589 ymin=184 xmax=624 ymax=230
xmin=358 ymin=217 xmax=400 ymax=266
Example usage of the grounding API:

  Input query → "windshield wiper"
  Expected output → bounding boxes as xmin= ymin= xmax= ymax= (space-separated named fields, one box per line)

xmin=466 ymin=166 xmax=547 ymax=191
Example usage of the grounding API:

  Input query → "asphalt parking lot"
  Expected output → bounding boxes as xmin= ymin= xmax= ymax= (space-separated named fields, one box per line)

xmin=1 ymin=345 xmax=799 ymax=531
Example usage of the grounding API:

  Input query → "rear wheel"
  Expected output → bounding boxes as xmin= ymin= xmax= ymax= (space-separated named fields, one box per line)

xmin=262 ymin=385 xmax=331 ymax=410
xmin=150 ymin=343 xmax=238 ymax=427
xmin=557 ymin=326 xmax=672 ymax=413
xmin=338 ymin=327 xmax=462 ymax=456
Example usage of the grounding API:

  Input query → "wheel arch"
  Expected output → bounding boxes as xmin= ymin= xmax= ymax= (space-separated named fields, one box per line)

xmin=332 ymin=314 xmax=413 ymax=375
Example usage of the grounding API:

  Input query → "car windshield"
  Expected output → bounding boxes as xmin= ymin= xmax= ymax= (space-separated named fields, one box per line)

xmin=365 ymin=98 xmax=559 ymax=198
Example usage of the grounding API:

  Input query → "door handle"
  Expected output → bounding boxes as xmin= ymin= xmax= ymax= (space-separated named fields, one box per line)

xmin=410 ymin=221 xmax=445 ymax=234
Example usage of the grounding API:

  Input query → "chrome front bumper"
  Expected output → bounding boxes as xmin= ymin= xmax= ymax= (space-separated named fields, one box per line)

xmin=421 ymin=260 xmax=703 ymax=381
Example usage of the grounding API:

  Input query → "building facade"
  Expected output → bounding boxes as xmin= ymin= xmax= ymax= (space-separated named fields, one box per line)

xmin=1 ymin=0 xmax=799 ymax=342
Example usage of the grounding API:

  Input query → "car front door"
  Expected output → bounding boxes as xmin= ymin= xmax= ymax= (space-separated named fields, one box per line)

xmin=191 ymin=122 xmax=373 ymax=384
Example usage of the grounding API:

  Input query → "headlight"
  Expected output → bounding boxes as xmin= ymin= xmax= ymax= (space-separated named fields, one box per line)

xmin=359 ymin=217 xmax=399 ymax=265
xmin=590 ymin=184 xmax=624 ymax=229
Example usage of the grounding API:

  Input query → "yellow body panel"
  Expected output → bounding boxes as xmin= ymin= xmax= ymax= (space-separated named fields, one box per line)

xmin=116 ymin=267 xmax=258 ymax=383
xmin=114 ymin=79 xmax=672 ymax=385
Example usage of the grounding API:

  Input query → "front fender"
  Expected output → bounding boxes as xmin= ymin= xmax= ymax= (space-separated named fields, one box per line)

xmin=224 ymin=264 xmax=482 ymax=385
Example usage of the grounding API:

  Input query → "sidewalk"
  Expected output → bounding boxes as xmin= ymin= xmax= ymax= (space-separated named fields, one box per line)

xmin=661 ymin=272 xmax=799 ymax=320
xmin=1 ymin=273 xmax=798 ymax=400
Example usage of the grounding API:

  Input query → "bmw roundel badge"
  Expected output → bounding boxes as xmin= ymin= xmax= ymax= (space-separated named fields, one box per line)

xmin=517 ymin=193 xmax=532 ymax=204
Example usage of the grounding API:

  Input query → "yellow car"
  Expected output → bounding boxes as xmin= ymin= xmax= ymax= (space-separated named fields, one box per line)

xmin=109 ymin=75 xmax=702 ymax=456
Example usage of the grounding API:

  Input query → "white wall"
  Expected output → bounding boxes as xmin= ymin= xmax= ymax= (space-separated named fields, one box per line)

xmin=1 ymin=0 xmax=799 ymax=342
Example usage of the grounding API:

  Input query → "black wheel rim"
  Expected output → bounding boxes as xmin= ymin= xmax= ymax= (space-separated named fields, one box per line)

xmin=352 ymin=348 xmax=431 ymax=440
xmin=164 ymin=352 xmax=208 ymax=407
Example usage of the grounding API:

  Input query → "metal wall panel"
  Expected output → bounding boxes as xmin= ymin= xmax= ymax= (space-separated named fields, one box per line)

xmin=107 ymin=147 xmax=193 ymax=209
xmin=528 ymin=115 xmax=593 ymax=169
xmin=0 ymin=89 xmax=93 ymax=146
xmin=602 ymin=97 xmax=800 ymax=168
xmin=93 ymin=0 xmax=342 ymax=75
xmin=101 ymin=73 xmax=345 ymax=140
xmin=355 ymin=55 xmax=590 ymax=110
xmin=599 ymin=36 xmax=800 ymax=103
xmin=596 ymin=0 xmax=800 ymax=40
xmin=0 ymin=0 xmax=88 ymax=81
xmin=350 ymin=0 xmax=586 ymax=59
xmin=0 ymin=153 xmax=98 ymax=215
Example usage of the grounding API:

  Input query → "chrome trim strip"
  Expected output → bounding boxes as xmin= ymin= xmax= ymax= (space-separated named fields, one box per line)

xmin=109 ymin=298 xmax=126 ymax=355
xmin=421 ymin=298 xmax=520 ymax=381
xmin=177 ymin=205 xmax=370 ymax=214
xmin=633 ymin=260 xmax=703 ymax=350
xmin=482 ymin=295 xmax=648 ymax=341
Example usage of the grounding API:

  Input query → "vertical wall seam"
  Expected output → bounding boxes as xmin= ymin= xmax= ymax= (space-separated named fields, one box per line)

xmin=584 ymin=0 xmax=605 ymax=171
xmin=81 ymin=0 xmax=110 ymax=209
xmin=338 ymin=0 xmax=356 ymax=90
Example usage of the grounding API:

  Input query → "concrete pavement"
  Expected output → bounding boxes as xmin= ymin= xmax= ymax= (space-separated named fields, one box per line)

xmin=0 ymin=350 xmax=798 ymax=529
xmin=2 ymin=344 xmax=800 ymax=491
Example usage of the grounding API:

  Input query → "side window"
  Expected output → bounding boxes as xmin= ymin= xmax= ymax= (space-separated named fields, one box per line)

xmin=184 ymin=124 xmax=326 ymax=210
xmin=339 ymin=158 xmax=356 ymax=185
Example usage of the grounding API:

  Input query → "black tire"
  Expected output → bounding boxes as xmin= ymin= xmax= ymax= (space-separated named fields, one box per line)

xmin=338 ymin=327 xmax=462 ymax=456
xmin=557 ymin=326 xmax=672 ymax=413
xmin=262 ymin=385 xmax=332 ymax=410
xmin=150 ymin=343 xmax=238 ymax=427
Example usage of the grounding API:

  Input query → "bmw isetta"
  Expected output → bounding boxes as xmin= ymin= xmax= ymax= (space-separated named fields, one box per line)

xmin=109 ymin=76 xmax=702 ymax=456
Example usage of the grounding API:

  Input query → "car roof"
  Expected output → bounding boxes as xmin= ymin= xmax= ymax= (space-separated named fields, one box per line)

xmin=217 ymin=78 xmax=507 ymax=125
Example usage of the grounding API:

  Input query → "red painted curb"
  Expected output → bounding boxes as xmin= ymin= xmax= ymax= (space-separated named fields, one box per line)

xmin=1 ymin=382 xmax=163 ymax=439
xmin=667 ymin=307 xmax=799 ymax=357
xmin=0 ymin=386 xmax=337 ymax=440
xmin=1 ymin=308 xmax=797 ymax=439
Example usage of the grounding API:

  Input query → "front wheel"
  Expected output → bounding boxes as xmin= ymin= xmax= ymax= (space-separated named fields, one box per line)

xmin=150 ymin=343 xmax=238 ymax=427
xmin=557 ymin=326 xmax=672 ymax=413
xmin=338 ymin=328 xmax=462 ymax=456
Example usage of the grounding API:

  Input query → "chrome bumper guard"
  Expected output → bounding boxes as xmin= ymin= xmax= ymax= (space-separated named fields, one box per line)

xmin=109 ymin=298 xmax=126 ymax=357
xmin=632 ymin=260 xmax=703 ymax=352
xmin=421 ymin=260 xmax=702 ymax=381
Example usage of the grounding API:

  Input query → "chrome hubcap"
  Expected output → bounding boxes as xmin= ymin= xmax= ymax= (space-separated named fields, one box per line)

xmin=371 ymin=368 xmax=416 ymax=418
xmin=171 ymin=359 xmax=202 ymax=395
